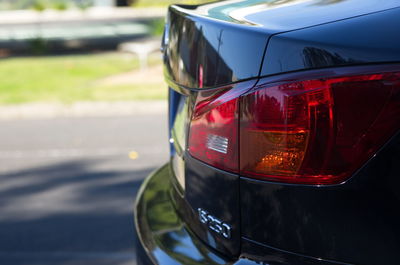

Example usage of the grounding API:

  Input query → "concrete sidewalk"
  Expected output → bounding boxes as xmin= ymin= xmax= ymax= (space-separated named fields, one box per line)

xmin=0 ymin=101 xmax=167 ymax=120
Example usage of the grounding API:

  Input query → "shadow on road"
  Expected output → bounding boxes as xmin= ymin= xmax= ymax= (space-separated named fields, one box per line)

xmin=0 ymin=159 xmax=154 ymax=265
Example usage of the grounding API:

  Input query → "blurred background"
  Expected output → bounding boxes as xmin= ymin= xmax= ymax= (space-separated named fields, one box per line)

xmin=0 ymin=0 xmax=209 ymax=264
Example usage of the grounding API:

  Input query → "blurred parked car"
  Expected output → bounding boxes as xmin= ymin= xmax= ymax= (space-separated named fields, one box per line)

xmin=135 ymin=0 xmax=400 ymax=264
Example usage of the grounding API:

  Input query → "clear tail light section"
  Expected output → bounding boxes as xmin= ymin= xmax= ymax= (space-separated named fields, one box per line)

xmin=188 ymin=82 xmax=253 ymax=173
xmin=188 ymin=66 xmax=400 ymax=185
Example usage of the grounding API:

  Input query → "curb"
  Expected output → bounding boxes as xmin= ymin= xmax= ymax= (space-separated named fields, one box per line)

xmin=0 ymin=101 xmax=167 ymax=120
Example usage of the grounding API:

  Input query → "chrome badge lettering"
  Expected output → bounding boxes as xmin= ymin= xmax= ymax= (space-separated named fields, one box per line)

xmin=198 ymin=208 xmax=232 ymax=239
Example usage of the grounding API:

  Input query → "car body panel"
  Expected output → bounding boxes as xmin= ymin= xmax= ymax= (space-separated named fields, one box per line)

xmin=164 ymin=5 xmax=268 ymax=89
xmin=262 ymin=7 xmax=400 ymax=76
xmin=135 ymin=164 xmax=346 ymax=265
xmin=134 ymin=164 xmax=232 ymax=265
xmin=240 ymin=131 xmax=400 ymax=264
xmin=164 ymin=0 xmax=400 ymax=89
xmin=186 ymin=0 xmax=400 ymax=31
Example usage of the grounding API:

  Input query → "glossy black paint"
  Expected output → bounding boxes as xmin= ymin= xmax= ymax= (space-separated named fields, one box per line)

xmin=184 ymin=0 xmax=400 ymax=32
xmin=134 ymin=164 xmax=233 ymax=265
xmin=262 ymin=7 xmax=400 ymax=76
xmin=164 ymin=5 xmax=268 ymax=89
xmin=135 ymin=163 xmax=343 ymax=265
xmin=240 ymin=238 xmax=347 ymax=265
xmin=240 ymin=132 xmax=400 ymax=264
xmin=135 ymin=0 xmax=400 ymax=264
xmin=164 ymin=0 xmax=400 ymax=89
xmin=182 ymin=155 xmax=241 ymax=256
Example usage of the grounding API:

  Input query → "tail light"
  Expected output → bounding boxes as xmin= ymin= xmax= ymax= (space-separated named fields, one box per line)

xmin=188 ymin=82 xmax=252 ymax=173
xmin=189 ymin=66 xmax=400 ymax=185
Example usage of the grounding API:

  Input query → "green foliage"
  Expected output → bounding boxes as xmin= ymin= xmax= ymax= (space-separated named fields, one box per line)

xmin=149 ymin=18 xmax=165 ymax=37
xmin=32 ymin=0 xmax=46 ymax=11
xmin=53 ymin=0 xmax=69 ymax=10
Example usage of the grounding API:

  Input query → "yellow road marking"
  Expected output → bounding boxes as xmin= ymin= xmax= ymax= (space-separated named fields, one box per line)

xmin=128 ymin=151 xmax=139 ymax=160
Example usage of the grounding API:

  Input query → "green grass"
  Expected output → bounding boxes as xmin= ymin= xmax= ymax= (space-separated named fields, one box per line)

xmin=0 ymin=53 xmax=167 ymax=104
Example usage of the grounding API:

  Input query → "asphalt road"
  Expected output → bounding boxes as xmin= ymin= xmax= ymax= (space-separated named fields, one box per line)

xmin=0 ymin=114 xmax=168 ymax=265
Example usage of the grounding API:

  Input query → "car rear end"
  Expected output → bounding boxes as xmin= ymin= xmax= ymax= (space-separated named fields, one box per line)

xmin=135 ymin=1 xmax=400 ymax=264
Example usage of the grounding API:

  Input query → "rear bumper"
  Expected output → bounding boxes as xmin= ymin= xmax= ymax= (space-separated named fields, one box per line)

xmin=134 ymin=163 xmax=233 ymax=265
xmin=134 ymin=163 xmax=345 ymax=265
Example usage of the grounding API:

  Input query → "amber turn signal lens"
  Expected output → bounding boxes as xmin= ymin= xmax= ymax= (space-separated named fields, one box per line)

xmin=244 ymin=130 xmax=308 ymax=176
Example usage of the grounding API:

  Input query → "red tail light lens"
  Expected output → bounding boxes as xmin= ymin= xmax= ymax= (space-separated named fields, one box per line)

xmin=188 ymin=84 xmax=244 ymax=173
xmin=240 ymin=81 xmax=332 ymax=181
xmin=189 ymin=67 xmax=400 ymax=185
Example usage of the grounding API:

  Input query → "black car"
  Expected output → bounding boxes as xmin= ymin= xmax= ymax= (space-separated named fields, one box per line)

xmin=134 ymin=0 xmax=400 ymax=264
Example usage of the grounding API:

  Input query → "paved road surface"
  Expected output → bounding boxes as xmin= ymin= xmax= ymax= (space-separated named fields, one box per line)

xmin=0 ymin=114 xmax=168 ymax=265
